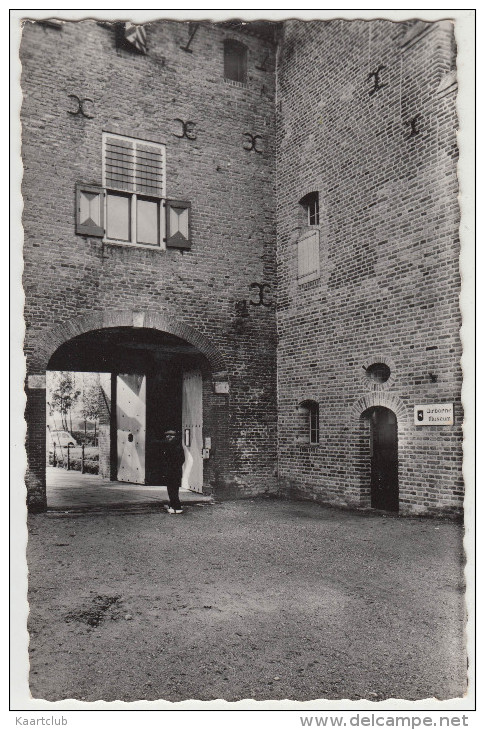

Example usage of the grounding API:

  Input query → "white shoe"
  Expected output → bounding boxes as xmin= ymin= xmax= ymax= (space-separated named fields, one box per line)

xmin=165 ymin=506 xmax=183 ymax=514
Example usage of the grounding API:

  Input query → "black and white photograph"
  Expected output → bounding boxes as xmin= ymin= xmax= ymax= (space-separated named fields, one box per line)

xmin=10 ymin=6 xmax=475 ymax=718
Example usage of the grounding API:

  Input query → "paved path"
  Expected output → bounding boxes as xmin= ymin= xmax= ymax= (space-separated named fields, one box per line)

xmin=46 ymin=466 xmax=212 ymax=510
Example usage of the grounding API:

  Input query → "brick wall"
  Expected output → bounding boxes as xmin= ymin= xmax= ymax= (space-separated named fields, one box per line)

xmin=21 ymin=19 xmax=278 ymax=508
xmin=276 ymin=19 xmax=462 ymax=517
xmin=21 ymin=18 xmax=463 ymax=516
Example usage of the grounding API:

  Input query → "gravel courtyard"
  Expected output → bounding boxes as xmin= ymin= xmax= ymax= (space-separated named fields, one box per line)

xmin=27 ymin=498 xmax=467 ymax=703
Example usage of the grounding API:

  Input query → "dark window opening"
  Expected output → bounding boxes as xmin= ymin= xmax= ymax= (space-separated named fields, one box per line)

xmin=224 ymin=40 xmax=247 ymax=83
xmin=299 ymin=400 xmax=320 ymax=444
xmin=299 ymin=192 xmax=320 ymax=226
xmin=366 ymin=363 xmax=391 ymax=384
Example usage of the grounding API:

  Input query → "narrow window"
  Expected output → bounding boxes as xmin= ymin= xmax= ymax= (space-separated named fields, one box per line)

xmin=224 ymin=39 xmax=247 ymax=83
xmin=298 ymin=400 xmax=320 ymax=444
xmin=309 ymin=403 xmax=320 ymax=444
xmin=299 ymin=191 xmax=320 ymax=226
xmin=297 ymin=192 xmax=321 ymax=283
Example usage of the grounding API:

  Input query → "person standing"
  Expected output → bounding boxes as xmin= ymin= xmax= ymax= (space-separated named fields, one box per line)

xmin=160 ymin=429 xmax=185 ymax=514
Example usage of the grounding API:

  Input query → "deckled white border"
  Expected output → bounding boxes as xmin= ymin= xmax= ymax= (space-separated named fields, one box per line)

xmin=9 ymin=4 xmax=476 ymax=722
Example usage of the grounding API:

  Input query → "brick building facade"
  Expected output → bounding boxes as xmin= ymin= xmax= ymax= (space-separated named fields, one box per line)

xmin=20 ymin=17 xmax=462 ymax=516
xmin=276 ymin=19 xmax=462 ymax=517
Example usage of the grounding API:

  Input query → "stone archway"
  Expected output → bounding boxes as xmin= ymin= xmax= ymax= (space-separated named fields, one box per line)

xmin=349 ymin=391 xmax=408 ymax=423
xmin=348 ymin=392 xmax=408 ymax=510
xmin=33 ymin=309 xmax=228 ymax=375
xmin=26 ymin=310 xmax=229 ymax=512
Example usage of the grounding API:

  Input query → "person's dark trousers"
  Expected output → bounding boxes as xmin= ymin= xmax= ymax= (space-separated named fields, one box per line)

xmin=167 ymin=479 xmax=182 ymax=510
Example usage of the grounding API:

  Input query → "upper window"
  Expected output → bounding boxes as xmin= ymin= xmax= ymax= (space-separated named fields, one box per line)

xmin=300 ymin=192 xmax=320 ymax=226
xmin=297 ymin=192 xmax=321 ymax=283
xmin=224 ymin=39 xmax=247 ymax=84
xmin=103 ymin=134 xmax=165 ymax=246
xmin=76 ymin=134 xmax=192 ymax=250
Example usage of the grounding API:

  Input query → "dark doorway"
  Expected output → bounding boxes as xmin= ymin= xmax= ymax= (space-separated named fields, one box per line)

xmin=46 ymin=327 xmax=206 ymax=500
xmin=368 ymin=406 xmax=398 ymax=512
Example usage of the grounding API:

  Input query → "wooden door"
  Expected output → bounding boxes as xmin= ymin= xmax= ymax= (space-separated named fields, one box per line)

xmin=181 ymin=369 xmax=203 ymax=493
xmin=116 ymin=373 xmax=146 ymax=484
xmin=370 ymin=407 xmax=398 ymax=511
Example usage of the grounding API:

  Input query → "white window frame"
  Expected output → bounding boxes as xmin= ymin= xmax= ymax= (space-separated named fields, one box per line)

xmin=102 ymin=132 xmax=167 ymax=249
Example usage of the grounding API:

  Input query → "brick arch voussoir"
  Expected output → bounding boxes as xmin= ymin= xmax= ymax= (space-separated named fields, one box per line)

xmin=38 ymin=310 xmax=227 ymax=374
xmin=349 ymin=392 xmax=408 ymax=425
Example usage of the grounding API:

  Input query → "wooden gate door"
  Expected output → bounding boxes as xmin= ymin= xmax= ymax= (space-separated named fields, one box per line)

xmin=370 ymin=407 xmax=398 ymax=512
xmin=116 ymin=373 xmax=146 ymax=484
xmin=181 ymin=369 xmax=203 ymax=493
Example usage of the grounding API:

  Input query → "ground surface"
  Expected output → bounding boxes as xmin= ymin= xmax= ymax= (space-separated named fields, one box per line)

xmin=27 ymin=498 xmax=467 ymax=703
xmin=46 ymin=466 xmax=212 ymax=510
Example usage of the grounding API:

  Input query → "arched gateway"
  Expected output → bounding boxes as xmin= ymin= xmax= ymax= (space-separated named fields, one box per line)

xmin=25 ymin=310 xmax=229 ymax=512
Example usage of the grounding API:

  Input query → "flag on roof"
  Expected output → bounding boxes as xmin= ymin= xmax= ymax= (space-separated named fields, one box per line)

xmin=124 ymin=22 xmax=147 ymax=54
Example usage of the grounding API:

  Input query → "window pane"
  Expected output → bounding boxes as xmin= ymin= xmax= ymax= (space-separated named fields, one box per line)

xmin=310 ymin=407 xmax=320 ymax=444
xmin=308 ymin=198 xmax=320 ymax=225
xmin=107 ymin=193 xmax=131 ymax=241
xmin=105 ymin=137 xmax=135 ymax=192
xmin=224 ymin=42 xmax=246 ymax=82
xmin=137 ymin=198 xmax=159 ymax=245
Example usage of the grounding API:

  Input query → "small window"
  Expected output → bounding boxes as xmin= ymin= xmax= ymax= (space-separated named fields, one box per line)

xmin=298 ymin=400 xmax=320 ymax=445
xmin=224 ymin=39 xmax=247 ymax=84
xmin=365 ymin=363 xmax=391 ymax=384
xmin=300 ymin=192 xmax=320 ymax=226
xmin=297 ymin=192 xmax=321 ymax=284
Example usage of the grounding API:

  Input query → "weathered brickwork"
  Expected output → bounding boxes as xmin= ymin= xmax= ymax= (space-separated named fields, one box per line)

xmin=276 ymin=20 xmax=462 ymax=517
xmin=21 ymin=19 xmax=278 ymax=509
xmin=21 ymin=17 xmax=463 ymax=517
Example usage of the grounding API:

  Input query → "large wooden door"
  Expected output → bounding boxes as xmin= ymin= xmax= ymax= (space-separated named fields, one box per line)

xmin=369 ymin=407 xmax=398 ymax=511
xmin=116 ymin=373 xmax=146 ymax=484
xmin=181 ymin=369 xmax=203 ymax=493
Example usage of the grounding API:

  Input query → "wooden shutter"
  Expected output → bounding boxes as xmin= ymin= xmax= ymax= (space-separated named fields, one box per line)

xmin=76 ymin=184 xmax=104 ymax=237
xmin=166 ymin=199 xmax=191 ymax=249
xmin=297 ymin=228 xmax=320 ymax=283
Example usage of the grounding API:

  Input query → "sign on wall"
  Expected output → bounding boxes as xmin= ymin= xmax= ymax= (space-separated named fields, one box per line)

xmin=414 ymin=403 xmax=454 ymax=426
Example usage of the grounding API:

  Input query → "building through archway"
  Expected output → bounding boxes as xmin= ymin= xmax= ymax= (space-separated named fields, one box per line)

xmin=29 ymin=323 xmax=233 ymax=510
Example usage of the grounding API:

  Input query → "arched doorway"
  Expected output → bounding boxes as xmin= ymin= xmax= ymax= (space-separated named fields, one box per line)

xmin=365 ymin=406 xmax=399 ymax=512
xmin=25 ymin=311 xmax=230 ymax=512
xmin=43 ymin=326 xmax=223 ymax=508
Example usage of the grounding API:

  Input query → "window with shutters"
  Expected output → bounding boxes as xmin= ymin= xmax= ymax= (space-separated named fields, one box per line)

xmin=224 ymin=39 xmax=247 ymax=84
xmin=297 ymin=192 xmax=320 ymax=284
xmin=84 ymin=132 xmax=193 ymax=250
